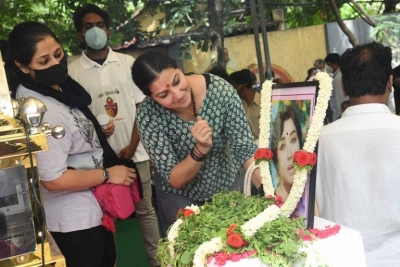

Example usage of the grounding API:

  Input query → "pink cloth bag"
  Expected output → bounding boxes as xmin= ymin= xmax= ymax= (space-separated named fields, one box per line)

xmin=92 ymin=178 xmax=141 ymax=220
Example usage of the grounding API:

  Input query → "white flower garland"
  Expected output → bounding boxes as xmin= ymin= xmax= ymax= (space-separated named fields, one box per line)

xmin=258 ymin=80 xmax=275 ymax=196
xmin=168 ymin=205 xmax=201 ymax=257
xmin=259 ymin=72 xmax=332 ymax=217
xmin=168 ymin=72 xmax=333 ymax=266
xmin=241 ymin=204 xmax=281 ymax=237
xmin=193 ymin=237 xmax=224 ymax=267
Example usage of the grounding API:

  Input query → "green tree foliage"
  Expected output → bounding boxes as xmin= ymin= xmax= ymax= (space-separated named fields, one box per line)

xmin=153 ymin=0 xmax=243 ymax=60
xmin=0 ymin=0 xmax=147 ymax=55
xmin=0 ymin=0 xmax=398 ymax=57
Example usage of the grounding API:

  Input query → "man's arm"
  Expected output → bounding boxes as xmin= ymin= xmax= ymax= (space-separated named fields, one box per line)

xmin=119 ymin=102 xmax=142 ymax=159
xmin=118 ymin=120 xmax=140 ymax=159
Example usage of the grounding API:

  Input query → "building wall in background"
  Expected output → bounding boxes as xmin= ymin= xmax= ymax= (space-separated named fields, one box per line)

xmin=182 ymin=24 xmax=327 ymax=82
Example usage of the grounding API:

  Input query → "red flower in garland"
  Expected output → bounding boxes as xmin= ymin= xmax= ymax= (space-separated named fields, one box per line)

xmin=176 ymin=208 xmax=195 ymax=218
xmin=176 ymin=208 xmax=185 ymax=218
xmin=183 ymin=209 xmax=195 ymax=218
xmin=227 ymin=223 xmax=238 ymax=235
xmin=274 ymin=195 xmax=283 ymax=208
xmin=254 ymin=148 xmax=273 ymax=161
xmin=293 ymin=151 xmax=317 ymax=167
xmin=227 ymin=233 xmax=249 ymax=248
xmin=266 ymin=195 xmax=283 ymax=208
xmin=309 ymin=153 xmax=317 ymax=166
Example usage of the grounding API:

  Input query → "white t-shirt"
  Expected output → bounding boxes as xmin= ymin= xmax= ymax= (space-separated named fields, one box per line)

xmin=316 ymin=103 xmax=400 ymax=266
xmin=16 ymin=85 xmax=104 ymax=233
xmin=68 ymin=48 xmax=149 ymax=163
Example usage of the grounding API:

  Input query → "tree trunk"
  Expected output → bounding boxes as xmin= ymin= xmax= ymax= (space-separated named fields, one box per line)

xmin=328 ymin=0 xmax=359 ymax=47
xmin=207 ymin=0 xmax=225 ymax=68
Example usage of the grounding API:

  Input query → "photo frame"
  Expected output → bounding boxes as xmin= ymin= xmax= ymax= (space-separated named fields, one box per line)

xmin=270 ymin=81 xmax=319 ymax=228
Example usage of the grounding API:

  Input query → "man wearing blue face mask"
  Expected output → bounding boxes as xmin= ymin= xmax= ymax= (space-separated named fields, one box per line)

xmin=68 ymin=4 xmax=160 ymax=267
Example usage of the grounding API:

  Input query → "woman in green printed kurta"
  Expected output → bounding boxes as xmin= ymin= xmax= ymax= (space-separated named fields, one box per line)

xmin=132 ymin=51 xmax=262 ymax=236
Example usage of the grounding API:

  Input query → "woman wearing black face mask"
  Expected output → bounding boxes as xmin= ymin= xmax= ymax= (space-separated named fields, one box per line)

xmin=8 ymin=21 xmax=138 ymax=267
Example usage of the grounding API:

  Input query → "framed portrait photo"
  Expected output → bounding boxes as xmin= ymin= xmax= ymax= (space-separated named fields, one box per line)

xmin=270 ymin=81 xmax=319 ymax=228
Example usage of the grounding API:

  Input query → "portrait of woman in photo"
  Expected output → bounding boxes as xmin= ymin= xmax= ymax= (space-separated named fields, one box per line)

xmin=270 ymin=103 xmax=307 ymax=203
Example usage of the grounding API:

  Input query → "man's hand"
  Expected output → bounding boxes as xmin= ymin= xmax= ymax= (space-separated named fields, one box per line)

xmin=102 ymin=119 xmax=115 ymax=138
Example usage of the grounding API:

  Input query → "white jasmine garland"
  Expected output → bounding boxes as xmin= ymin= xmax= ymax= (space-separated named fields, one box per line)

xmin=259 ymin=80 xmax=274 ymax=148
xmin=259 ymin=80 xmax=275 ymax=196
xmin=168 ymin=219 xmax=183 ymax=243
xmin=167 ymin=218 xmax=183 ymax=257
xmin=193 ymin=237 xmax=224 ymax=267
xmin=241 ymin=204 xmax=281 ymax=237
xmin=167 ymin=205 xmax=201 ymax=258
xmin=303 ymin=72 xmax=333 ymax=152
xmin=259 ymin=72 xmax=332 ymax=216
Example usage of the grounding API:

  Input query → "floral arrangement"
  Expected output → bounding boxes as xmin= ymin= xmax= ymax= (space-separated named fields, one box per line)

xmin=157 ymin=72 xmax=333 ymax=267
xmin=157 ymin=191 xmax=307 ymax=267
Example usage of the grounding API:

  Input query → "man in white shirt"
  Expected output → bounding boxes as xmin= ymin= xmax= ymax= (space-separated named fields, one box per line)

xmin=68 ymin=4 xmax=160 ymax=266
xmin=324 ymin=53 xmax=348 ymax=121
xmin=316 ymin=42 xmax=400 ymax=266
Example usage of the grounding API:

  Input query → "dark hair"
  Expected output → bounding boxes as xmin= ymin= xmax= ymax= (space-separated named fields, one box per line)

xmin=229 ymin=69 xmax=254 ymax=88
xmin=324 ymin=53 xmax=340 ymax=65
xmin=73 ymin=4 xmax=110 ymax=32
xmin=8 ymin=22 xmax=60 ymax=69
xmin=305 ymin=67 xmax=316 ymax=81
xmin=131 ymin=50 xmax=179 ymax=96
xmin=207 ymin=64 xmax=232 ymax=83
xmin=271 ymin=105 xmax=302 ymax=167
xmin=341 ymin=42 xmax=392 ymax=97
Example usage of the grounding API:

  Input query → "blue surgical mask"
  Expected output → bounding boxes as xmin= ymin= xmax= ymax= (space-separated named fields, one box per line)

xmin=84 ymin=27 xmax=108 ymax=50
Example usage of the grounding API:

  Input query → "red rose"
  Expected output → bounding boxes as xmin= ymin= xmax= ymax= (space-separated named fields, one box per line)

xmin=274 ymin=195 xmax=283 ymax=208
xmin=183 ymin=209 xmax=195 ymax=218
xmin=262 ymin=149 xmax=273 ymax=160
xmin=255 ymin=148 xmax=273 ymax=160
xmin=294 ymin=151 xmax=311 ymax=167
xmin=227 ymin=223 xmax=238 ymax=235
xmin=309 ymin=153 xmax=317 ymax=166
xmin=176 ymin=208 xmax=185 ymax=218
xmin=254 ymin=149 xmax=264 ymax=160
xmin=227 ymin=233 xmax=249 ymax=248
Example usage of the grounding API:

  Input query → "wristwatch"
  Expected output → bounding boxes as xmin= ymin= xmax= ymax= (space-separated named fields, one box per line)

xmin=102 ymin=168 xmax=109 ymax=184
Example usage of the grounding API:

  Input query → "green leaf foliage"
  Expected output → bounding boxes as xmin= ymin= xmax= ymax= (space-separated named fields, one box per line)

xmin=156 ymin=191 xmax=307 ymax=267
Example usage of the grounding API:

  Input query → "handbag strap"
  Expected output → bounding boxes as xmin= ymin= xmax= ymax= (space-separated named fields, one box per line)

xmin=243 ymin=161 xmax=258 ymax=196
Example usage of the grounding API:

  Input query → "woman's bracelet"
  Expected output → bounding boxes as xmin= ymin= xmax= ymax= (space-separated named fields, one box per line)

xmin=193 ymin=144 xmax=206 ymax=157
xmin=190 ymin=145 xmax=207 ymax=161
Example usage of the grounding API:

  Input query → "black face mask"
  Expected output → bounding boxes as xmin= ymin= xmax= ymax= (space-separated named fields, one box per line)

xmin=27 ymin=55 xmax=68 ymax=86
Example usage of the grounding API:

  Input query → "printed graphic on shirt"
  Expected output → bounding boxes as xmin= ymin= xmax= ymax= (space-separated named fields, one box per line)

xmin=92 ymin=155 xmax=101 ymax=169
xmin=97 ymin=89 xmax=120 ymax=99
xmin=104 ymin=97 xmax=118 ymax=117
xmin=69 ymin=108 xmax=101 ymax=149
